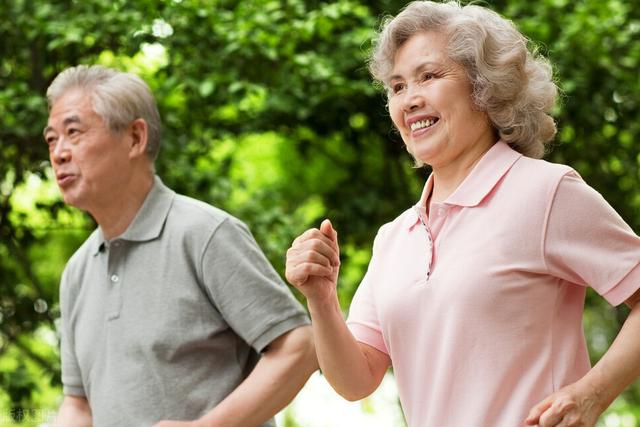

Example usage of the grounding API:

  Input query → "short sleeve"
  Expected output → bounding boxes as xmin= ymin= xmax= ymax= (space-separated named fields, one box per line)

xmin=346 ymin=230 xmax=389 ymax=355
xmin=201 ymin=218 xmax=309 ymax=353
xmin=544 ymin=172 xmax=640 ymax=306
xmin=59 ymin=268 xmax=86 ymax=397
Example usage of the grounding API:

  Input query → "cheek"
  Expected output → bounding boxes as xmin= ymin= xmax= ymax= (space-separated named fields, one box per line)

xmin=388 ymin=100 xmax=404 ymax=131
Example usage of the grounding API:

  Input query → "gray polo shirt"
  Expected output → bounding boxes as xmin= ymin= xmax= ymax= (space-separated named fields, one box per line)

xmin=59 ymin=176 xmax=309 ymax=427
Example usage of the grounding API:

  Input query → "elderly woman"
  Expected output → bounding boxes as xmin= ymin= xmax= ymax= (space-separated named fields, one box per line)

xmin=285 ymin=1 xmax=640 ymax=426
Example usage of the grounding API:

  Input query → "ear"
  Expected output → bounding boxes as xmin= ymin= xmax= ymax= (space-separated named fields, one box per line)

xmin=127 ymin=118 xmax=149 ymax=159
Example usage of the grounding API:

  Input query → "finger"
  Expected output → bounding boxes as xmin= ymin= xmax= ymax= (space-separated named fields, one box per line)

xmin=295 ymin=236 xmax=339 ymax=266
xmin=286 ymin=263 xmax=334 ymax=285
xmin=291 ymin=226 xmax=339 ymax=267
xmin=292 ymin=228 xmax=318 ymax=246
xmin=555 ymin=415 xmax=574 ymax=427
xmin=538 ymin=400 xmax=575 ymax=427
xmin=329 ymin=220 xmax=340 ymax=255
xmin=288 ymin=247 xmax=333 ymax=268
xmin=293 ymin=227 xmax=335 ymax=248
xmin=297 ymin=262 xmax=334 ymax=278
xmin=320 ymin=218 xmax=333 ymax=238
xmin=320 ymin=219 xmax=341 ymax=262
xmin=526 ymin=399 xmax=552 ymax=425
xmin=320 ymin=218 xmax=340 ymax=246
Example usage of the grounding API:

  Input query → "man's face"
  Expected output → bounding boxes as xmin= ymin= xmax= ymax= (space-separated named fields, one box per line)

xmin=44 ymin=89 xmax=132 ymax=213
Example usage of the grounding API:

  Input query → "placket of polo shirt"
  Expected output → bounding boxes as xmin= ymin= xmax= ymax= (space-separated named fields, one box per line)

xmin=426 ymin=202 xmax=451 ymax=281
xmin=106 ymin=239 xmax=124 ymax=321
xmin=413 ymin=206 xmax=435 ymax=283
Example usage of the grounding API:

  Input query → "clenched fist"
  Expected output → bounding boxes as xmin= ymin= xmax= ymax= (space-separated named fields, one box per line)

xmin=285 ymin=219 xmax=341 ymax=304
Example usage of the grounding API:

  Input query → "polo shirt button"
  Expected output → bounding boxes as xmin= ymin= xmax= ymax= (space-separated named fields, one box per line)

xmin=110 ymin=274 xmax=119 ymax=283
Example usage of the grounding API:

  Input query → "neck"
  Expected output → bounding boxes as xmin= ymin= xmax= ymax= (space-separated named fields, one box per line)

xmin=90 ymin=170 xmax=154 ymax=240
xmin=430 ymin=137 xmax=497 ymax=204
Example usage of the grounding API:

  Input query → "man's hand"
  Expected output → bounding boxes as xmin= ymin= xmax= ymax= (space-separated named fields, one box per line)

xmin=525 ymin=379 xmax=604 ymax=427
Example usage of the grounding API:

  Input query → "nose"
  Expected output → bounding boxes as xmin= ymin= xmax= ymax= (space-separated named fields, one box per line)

xmin=401 ymin=84 xmax=424 ymax=113
xmin=51 ymin=137 xmax=71 ymax=165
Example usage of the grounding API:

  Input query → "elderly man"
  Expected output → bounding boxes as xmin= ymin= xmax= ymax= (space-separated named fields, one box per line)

xmin=44 ymin=65 xmax=316 ymax=427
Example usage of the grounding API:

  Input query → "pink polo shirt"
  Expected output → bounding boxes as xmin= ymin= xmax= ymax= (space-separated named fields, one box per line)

xmin=346 ymin=141 xmax=640 ymax=427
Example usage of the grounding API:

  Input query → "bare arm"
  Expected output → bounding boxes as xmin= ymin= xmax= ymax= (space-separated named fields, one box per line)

xmin=307 ymin=293 xmax=391 ymax=401
xmin=53 ymin=395 xmax=92 ymax=427
xmin=527 ymin=288 xmax=640 ymax=426
xmin=154 ymin=325 xmax=316 ymax=427
xmin=201 ymin=325 xmax=316 ymax=426
xmin=286 ymin=219 xmax=391 ymax=401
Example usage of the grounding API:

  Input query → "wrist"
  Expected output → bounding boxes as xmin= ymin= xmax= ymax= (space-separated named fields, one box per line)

xmin=307 ymin=292 xmax=341 ymax=317
xmin=580 ymin=369 xmax=615 ymax=414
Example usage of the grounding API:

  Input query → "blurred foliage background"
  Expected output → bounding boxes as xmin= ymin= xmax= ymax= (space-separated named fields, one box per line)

xmin=0 ymin=0 xmax=639 ymax=425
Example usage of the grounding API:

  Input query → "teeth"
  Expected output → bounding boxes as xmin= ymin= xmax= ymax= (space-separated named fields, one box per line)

xmin=410 ymin=119 xmax=436 ymax=131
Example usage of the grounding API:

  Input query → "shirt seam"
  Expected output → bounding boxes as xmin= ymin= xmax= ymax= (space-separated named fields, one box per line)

xmin=540 ymin=171 xmax=573 ymax=274
xmin=197 ymin=217 xmax=230 ymax=313
xmin=540 ymin=170 xmax=573 ymax=392
xmin=252 ymin=314 xmax=310 ymax=353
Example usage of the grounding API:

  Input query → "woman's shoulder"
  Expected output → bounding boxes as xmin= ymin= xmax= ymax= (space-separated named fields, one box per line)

xmin=507 ymin=154 xmax=580 ymax=196
xmin=370 ymin=207 xmax=418 ymax=248
xmin=516 ymin=154 xmax=576 ymax=178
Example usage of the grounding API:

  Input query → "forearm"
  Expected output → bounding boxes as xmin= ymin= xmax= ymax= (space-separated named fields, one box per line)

xmin=285 ymin=220 xmax=388 ymax=400
xmin=53 ymin=396 xmax=92 ymax=427
xmin=583 ymin=302 xmax=640 ymax=410
xmin=307 ymin=296 xmax=388 ymax=401
xmin=199 ymin=326 xmax=316 ymax=427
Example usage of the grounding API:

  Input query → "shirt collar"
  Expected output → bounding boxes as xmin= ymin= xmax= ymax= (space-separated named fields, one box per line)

xmin=405 ymin=141 xmax=522 ymax=230
xmin=92 ymin=176 xmax=175 ymax=255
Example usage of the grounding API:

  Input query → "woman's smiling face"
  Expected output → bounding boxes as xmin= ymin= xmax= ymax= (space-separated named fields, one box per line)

xmin=387 ymin=31 xmax=495 ymax=170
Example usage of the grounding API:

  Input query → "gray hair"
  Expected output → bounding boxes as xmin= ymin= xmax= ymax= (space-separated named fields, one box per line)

xmin=370 ymin=1 xmax=557 ymax=159
xmin=46 ymin=65 xmax=162 ymax=161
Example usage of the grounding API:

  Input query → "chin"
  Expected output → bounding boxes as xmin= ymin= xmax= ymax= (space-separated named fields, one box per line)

xmin=410 ymin=148 xmax=437 ymax=165
xmin=61 ymin=193 xmax=85 ymax=210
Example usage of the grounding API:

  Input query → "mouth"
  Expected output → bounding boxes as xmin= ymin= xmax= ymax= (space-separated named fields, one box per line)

xmin=56 ymin=173 xmax=77 ymax=188
xmin=409 ymin=117 xmax=439 ymax=132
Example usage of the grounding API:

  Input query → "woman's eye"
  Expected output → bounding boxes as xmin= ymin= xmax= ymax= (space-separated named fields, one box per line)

xmin=421 ymin=73 xmax=435 ymax=81
xmin=391 ymin=83 xmax=405 ymax=94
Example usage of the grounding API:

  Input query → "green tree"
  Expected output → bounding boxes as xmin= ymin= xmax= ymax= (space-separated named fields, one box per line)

xmin=0 ymin=0 xmax=639 ymax=423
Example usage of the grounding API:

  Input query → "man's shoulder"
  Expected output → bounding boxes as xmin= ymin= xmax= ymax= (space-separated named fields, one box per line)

xmin=166 ymin=193 xmax=247 ymax=240
xmin=171 ymin=193 xmax=232 ymax=220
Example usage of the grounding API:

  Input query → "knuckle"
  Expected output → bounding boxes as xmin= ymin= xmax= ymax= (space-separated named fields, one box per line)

xmin=310 ymin=239 xmax=323 ymax=251
xmin=306 ymin=228 xmax=320 ymax=238
xmin=559 ymin=399 xmax=576 ymax=412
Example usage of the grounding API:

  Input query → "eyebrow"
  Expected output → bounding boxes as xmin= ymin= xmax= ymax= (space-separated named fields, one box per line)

xmin=42 ymin=115 xmax=83 ymax=137
xmin=388 ymin=61 xmax=443 ymax=82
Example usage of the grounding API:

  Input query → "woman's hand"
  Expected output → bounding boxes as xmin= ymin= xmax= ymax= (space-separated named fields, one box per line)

xmin=525 ymin=379 xmax=605 ymax=427
xmin=285 ymin=219 xmax=340 ymax=304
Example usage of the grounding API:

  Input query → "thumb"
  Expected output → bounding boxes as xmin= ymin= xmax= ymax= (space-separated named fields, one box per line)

xmin=320 ymin=218 xmax=335 ymax=239
xmin=320 ymin=219 xmax=340 ymax=267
